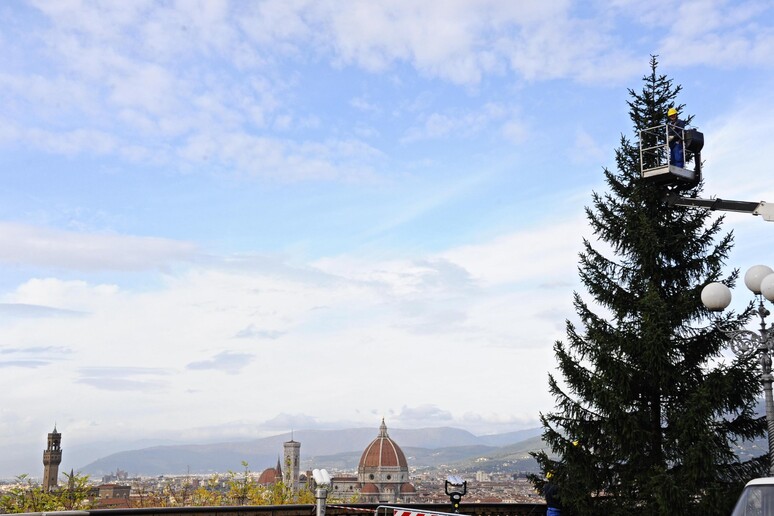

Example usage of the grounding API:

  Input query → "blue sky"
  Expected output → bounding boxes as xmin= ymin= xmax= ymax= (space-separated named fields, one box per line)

xmin=1 ymin=0 xmax=773 ymax=478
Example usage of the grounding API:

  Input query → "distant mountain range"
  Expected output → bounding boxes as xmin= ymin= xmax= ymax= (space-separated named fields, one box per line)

xmin=80 ymin=426 xmax=546 ymax=477
xmin=80 ymin=420 xmax=772 ymax=479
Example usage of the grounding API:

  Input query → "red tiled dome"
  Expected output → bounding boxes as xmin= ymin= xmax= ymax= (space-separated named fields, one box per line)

xmin=258 ymin=467 xmax=279 ymax=485
xmin=400 ymin=483 xmax=416 ymax=494
xmin=359 ymin=419 xmax=407 ymax=469
xmin=361 ymin=483 xmax=380 ymax=494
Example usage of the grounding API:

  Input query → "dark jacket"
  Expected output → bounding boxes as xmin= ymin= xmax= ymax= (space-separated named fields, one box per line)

xmin=543 ymin=482 xmax=561 ymax=509
xmin=668 ymin=117 xmax=685 ymax=144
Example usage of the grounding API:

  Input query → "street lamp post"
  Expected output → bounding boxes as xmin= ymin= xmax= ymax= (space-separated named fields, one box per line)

xmin=702 ymin=265 xmax=774 ymax=476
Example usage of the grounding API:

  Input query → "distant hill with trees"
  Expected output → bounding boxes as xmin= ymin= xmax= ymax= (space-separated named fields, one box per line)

xmin=80 ymin=426 xmax=545 ymax=477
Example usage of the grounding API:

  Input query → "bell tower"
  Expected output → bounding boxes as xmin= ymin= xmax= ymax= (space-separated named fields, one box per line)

xmin=42 ymin=426 xmax=62 ymax=492
xmin=283 ymin=437 xmax=300 ymax=495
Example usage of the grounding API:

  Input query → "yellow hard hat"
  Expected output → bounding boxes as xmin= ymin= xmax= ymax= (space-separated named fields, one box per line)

xmin=546 ymin=472 xmax=553 ymax=480
xmin=667 ymin=107 xmax=678 ymax=117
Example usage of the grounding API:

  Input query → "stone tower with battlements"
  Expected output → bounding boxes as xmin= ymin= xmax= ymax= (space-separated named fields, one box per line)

xmin=42 ymin=426 xmax=62 ymax=492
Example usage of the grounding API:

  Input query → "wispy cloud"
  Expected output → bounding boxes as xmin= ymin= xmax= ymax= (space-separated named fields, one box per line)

xmin=186 ymin=351 xmax=254 ymax=374
xmin=263 ymin=413 xmax=321 ymax=431
xmin=401 ymin=103 xmax=518 ymax=143
xmin=0 ymin=223 xmax=197 ymax=271
xmin=2 ymin=0 xmax=768 ymax=186
xmin=234 ymin=325 xmax=285 ymax=339
xmin=0 ymin=303 xmax=86 ymax=318
xmin=394 ymin=404 xmax=453 ymax=424
xmin=77 ymin=367 xmax=172 ymax=392
xmin=0 ymin=359 xmax=51 ymax=369
xmin=658 ymin=1 xmax=774 ymax=68
xmin=0 ymin=344 xmax=72 ymax=370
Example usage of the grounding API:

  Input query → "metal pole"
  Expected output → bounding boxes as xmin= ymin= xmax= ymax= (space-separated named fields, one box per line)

xmin=721 ymin=298 xmax=774 ymax=475
xmin=756 ymin=301 xmax=774 ymax=476
xmin=762 ymin=363 xmax=774 ymax=476
xmin=316 ymin=488 xmax=328 ymax=516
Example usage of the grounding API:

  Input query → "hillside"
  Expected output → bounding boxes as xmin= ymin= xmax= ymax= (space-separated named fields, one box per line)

xmin=81 ymin=426 xmax=544 ymax=476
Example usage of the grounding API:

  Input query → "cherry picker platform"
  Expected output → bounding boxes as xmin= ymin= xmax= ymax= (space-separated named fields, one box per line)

xmin=639 ymin=122 xmax=704 ymax=187
xmin=640 ymin=122 xmax=772 ymax=223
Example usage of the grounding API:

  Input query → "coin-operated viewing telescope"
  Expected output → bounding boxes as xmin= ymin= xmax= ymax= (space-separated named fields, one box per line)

xmin=444 ymin=475 xmax=467 ymax=514
xmin=313 ymin=469 xmax=332 ymax=516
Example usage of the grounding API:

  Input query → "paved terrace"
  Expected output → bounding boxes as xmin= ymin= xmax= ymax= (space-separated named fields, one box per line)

xmin=16 ymin=502 xmax=547 ymax=516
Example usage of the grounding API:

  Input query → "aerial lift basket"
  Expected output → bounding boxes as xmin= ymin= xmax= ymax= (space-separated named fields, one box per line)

xmin=639 ymin=123 xmax=703 ymax=186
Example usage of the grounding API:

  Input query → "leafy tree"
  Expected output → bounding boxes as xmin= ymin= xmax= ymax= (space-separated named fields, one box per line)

xmin=131 ymin=482 xmax=166 ymax=508
xmin=222 ymin=461 xmax=315 ymax=506
xmin=159 ymin=477 xmax=196 ymax=507
xmin=531 ymin=56 xmax=767 ymax=515
xmin=261 ymin=480 xmax=297 ymax=505
xmin=191 ymin=474 xmax=224 ymax=506
xmin=327 ymin=489 xmax=361 ymax=504
xmin=0 ymin=472 xmax=94 ymax=513
xmin=225 ymin=461 xmax=261 ymax=505
xmin=60 ymin=470 xmax=94 ymax=510
xmin=0 ymin=474 xmax=52 ymax=513
xmin=126 ymin=461 xmax=316 ymax=508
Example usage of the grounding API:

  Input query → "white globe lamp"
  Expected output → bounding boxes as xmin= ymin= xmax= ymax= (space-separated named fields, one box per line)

xmin=761 ymin=273 xmax=774 ymax=303
xmin=744 ymin=265 xmax=774 ymax=294
xmin=701 ymin=282 xmax=732 ymax=312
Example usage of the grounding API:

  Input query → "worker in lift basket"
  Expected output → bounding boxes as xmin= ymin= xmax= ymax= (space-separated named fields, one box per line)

xmin=667 ymin=107 xmax=685 ymax=168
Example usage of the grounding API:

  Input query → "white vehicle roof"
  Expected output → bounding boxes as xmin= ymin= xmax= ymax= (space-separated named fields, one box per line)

xmin=745 ymin=477 xmax=774 ymax=487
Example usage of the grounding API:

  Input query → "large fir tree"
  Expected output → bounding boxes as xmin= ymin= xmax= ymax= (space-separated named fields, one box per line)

xmin=532 ymin=56 xmax=767 ymax=515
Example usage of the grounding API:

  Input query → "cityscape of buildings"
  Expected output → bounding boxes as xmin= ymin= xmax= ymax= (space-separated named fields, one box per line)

xmin=0 ymin=421 xmax=544 ymax=509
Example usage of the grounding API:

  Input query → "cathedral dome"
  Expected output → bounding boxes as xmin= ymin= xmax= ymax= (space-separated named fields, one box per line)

xmin=400 ymin=483 xmax=416 ymax=494
xmin=359 ymin=419 xmax=408 ymax=469
xmin=258 ymin=457 xmax=282 ymax=485
xmin=258 ymin=467 xmax=280 ymax=485
xmin=361 ymin=483 xmax=379 ymax=494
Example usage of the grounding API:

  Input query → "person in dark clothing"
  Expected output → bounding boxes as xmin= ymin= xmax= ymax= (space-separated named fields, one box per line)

xmin=667 ymin=107 xmax=685 ymax=168
xmin=543 ymin=472 xmax=562 ymax=516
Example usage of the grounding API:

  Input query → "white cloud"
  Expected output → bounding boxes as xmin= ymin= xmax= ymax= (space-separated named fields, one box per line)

xmin=441 ymin=217 xmax=586 ymax=286
xmin=658 ymin=0 xmax=774 ymax=69
xmin=237 ymin=0 xmax=316 ymax=49
xmin=0 ymin=217 xmax=580 ymax=458
xmin=401 ymin=103 xmax=517 ymax=143
xmin=178 ymin=132 xmax=383 ymax=181
xmin=76 ymin=366 xmax=172 ymax=392
xmin=0 ymin=223 xmax=198 ymax=271
xmin=498 ymin=13 xmax=639 ymax=84
xmin=350 ymin=96 xmax=381 ymax=113
xmin=314 ymin=0 xmax=644 ymax=86
xmin=693 ymin=92 xmax=774 ymax=263
xmin=501 ymin=120 xmax=528 ymax=144
xmin=187 ymin=351 xmax=255 ymax=374
xmin=395 ymin=404 xmax=453 ymax=424
xmin=263 ymin=413 xmax=321 ymax=431
xmin=18 ymin=127 xmax=119 ymax=157
xmin=701 ymin=92 xmax=774 ymax=201
xmin=4 ymin=0 xmax=768 ymax=184
xmin=6 ymin=278 xmax=118 ymax=312
xmin=0 ymin=303 xmax=84 ymax=318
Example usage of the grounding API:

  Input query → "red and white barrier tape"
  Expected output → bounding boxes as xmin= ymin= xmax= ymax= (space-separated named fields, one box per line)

xmin=326 ymin=506 xmax=376 ymax=513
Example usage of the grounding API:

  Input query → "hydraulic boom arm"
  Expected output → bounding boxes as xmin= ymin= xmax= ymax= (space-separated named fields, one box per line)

xmin=665 ymin=191 xmax=774 ymax=222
